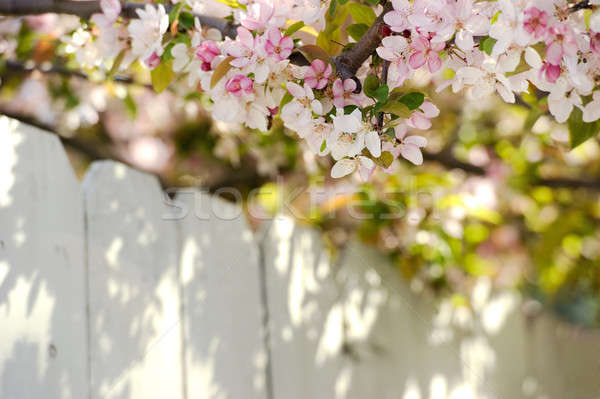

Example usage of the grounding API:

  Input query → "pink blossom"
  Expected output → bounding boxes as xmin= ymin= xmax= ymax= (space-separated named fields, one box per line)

xmin=523 ymin=7 xmax=548 ymax=39
xmin=407 ymin=101 xmax=439 ymax=130
xmin=264 ymin=28 xmax=293 ymax=61
xmin=332 ymin=79 xmax=361 ymax=109
xmin=145 ymin=52 xmax=161 ymax=69
xmin=225 ymin=75 xmax=254 ymax=97
xmin=409 ymin=35 xmax=444 ymax=73
xmin=394 ymin=124 xmax=427 ymax=165
xmin=539 ymin=61 xmax=561 ymax=83
xmin=304 ymin=60 xmax=332 ymax=90
xmin=590 ymin=31 xmax=600 ymax=55
xmin=545 ymin=24 xmax=577 ymax=65
xmin=223 ymin=27 xmax=256 ymax=68
xmin=196 ymin=40 xmax=220 ymax=63
xmin=239 ymin=0 xmax=274 ymax=31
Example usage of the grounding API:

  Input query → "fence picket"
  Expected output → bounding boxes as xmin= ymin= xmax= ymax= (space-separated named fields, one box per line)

xmin=82 ymin=161 xmax=183 ymax=399
xmin=175 ymin=190 xmax=267 ymax=399
xmin=260 ymin=216 xmax=344 ymax=399
xmin=0 ymin=118 xmax=88 ymax=399
xmin=2 ymin=118 xmax=600 ymax=399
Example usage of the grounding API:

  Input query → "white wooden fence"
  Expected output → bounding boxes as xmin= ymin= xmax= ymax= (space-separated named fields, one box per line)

xmin=1 ymin=115 xmax=600 ymax=399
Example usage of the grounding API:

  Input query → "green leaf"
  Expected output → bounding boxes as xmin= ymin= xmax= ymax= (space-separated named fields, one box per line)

xmin=123 ymin=92 xmax=137 ymax=119
xmin=363 ymin=74 xmax=379 ymax=98
xmin=284 ymin=21 xmax=304 ymax=36
xmin=346 ymin=23 xmax=369 ymax=41
xmin=107 ymin=49 xmax=126 ymax=79
xmin=320 ymin=139 xmax=327 ymax=152
xmin=398 ymin=92 xmax=424 ymax=110
xmin=179 ymin=12 xmax=195 ymax=30
xmin=491 ymin=10 xmax=501 ymax=24
xmin=380 ymin=102 xmax=412 ymax=118
xmin=348 ymin=2 xmax=376 ymax=25
xmin=373 ymin=151 xmax=394 ymax=168
xmin=479 ymin=36 xmax=496 ymax=56
xmin=210 ymin=56 xmax=235 ymax=89
xmin=328 ymin=0 xmax=338 ymax=19
xmin=279 ymin=91 xmax=293 ymax=109
xmin=568 ymin=107 xmax=600 ymax=148
xmin=374 ymin=84 xmax=389 ymax=104
xmin=169 ymin=2 xmax=184 ymax=24
xmin=295 ymin=44 xmax=330 ymax=62
xmin=344 ymin=105 xmax=359 ymax=114
xmin=151 ymin=60 xmax=174 ymax=93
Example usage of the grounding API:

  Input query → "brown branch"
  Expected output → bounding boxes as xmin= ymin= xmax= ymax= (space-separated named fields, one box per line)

xmin=4 ymin=107 xmax=600 ymax=191
xmin=3 ymin=60 xmax=152 ymax=88
xmin=377 ymin=60 xmax=390 ymax=129
xmin=333 ymin=2 xmax=393 ymax=80
xmin=0 ymin=0 xmax=238 ymax=38
xmin=569 ymin=0 xmax=593 ymax=12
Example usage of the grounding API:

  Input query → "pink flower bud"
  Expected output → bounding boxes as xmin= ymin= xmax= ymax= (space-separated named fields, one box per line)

xmin=225 ymin=74 xmax=254 ymax=97
xmin=196 ymin=41 xmax=220 ymax=63
xmin=540 ymin=61 xmax=560 ymax=83
xmin=145 ymin=52 xmax=161 ymax=69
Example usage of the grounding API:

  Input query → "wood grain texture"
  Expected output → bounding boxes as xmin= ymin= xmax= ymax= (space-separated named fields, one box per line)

xmin=175 ymin=190 xmax=267 ymax=399
xmin=82 ymin=161 xmax=183 ymax=399
xmin=0 ymin=117 xmax=88 ymax=399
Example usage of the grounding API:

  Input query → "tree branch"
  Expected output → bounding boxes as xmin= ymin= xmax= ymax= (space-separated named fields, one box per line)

xmin=569 ymin=0 xmax=592 ymax=12
xmin=0 ymin=0 xmax=238 ymax=38
xmin=3 ymin=60 xmax=152 ymax=88
xmin=333 ymin=2 xmax=393 ymax=80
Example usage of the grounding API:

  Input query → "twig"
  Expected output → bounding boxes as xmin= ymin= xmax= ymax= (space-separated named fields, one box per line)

xmin=3 ymin=60 xmax=152 ymax=88
xmin=377 ymin=60 xmax=390 ymax=130
xmin=333 ymin=2 xmax=393 ymax=80
xmin=569 ymin=0 xmax=592 ymax=12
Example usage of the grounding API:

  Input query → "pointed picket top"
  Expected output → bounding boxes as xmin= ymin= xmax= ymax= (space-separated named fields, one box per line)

xmin=175 ymin=190 xmax=267 ymax=399
xmin=82 ymin=160 xmax=183 ymax=399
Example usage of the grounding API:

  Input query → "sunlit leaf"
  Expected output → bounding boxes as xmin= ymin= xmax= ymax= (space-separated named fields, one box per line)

xmin=284 ymin=21 xmax=305 ymax=36
xmin=295 ymin=45 xmax=330 ymax=62
xmin=348 ymin=2 xmax=376 ymax=25
xmin=151 ymin=60 xmax=174 ymax=93
xmin=568 ymin=107 xmax=600 ymax=148
xmin=210 ymin=56 xmax=235 ymax=89
xmin=380 ymin=101 xmax=412 ymax=118
xmin=479 ymin=36 xmax=496 ymax=56
xmin=346 ymin=23 xmax=369 ymax=41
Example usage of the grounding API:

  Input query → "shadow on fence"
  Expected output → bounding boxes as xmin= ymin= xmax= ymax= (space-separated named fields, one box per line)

xmin=1 ymin=116 xmax=600 ymax=399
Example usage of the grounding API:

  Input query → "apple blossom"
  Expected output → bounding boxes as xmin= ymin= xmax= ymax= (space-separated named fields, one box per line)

xmin=225 ymin=75 xmax=254 ymax=97
xmin=332 ymin=79 xmax=362 ymax=109
xmin=304 ymin=60 xmax=332 ymax=90
xmin=264 ymin=28 xmax=293 ymax=61
xmin=128 ymin=4 xmax=169 ymax=60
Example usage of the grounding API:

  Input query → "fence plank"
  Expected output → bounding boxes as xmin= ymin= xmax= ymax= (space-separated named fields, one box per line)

xmin=82 ymin=161 xmax=183 ymax=399
xmin=337 ymin=241 xmax=474 ymax=399
xmin=0 ymin=117 xmax=88 ymax=399
xmin=260 ymin=216 xmax=344 ymax=399
xmin=174 ymin=191 xmax=267 ymax=399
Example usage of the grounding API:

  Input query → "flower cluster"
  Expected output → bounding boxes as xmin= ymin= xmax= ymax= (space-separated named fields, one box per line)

xmin=7 ymin=0 xmax=600 ymax=181
xmin=378 ymin=0 xmax=600 ymax=124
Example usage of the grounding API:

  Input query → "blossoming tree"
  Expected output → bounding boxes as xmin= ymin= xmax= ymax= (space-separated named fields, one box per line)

xmin=3 ymin=0 xmax=600 ymax=179
xmin=2 ymin=0 xmax=600 ymax=320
